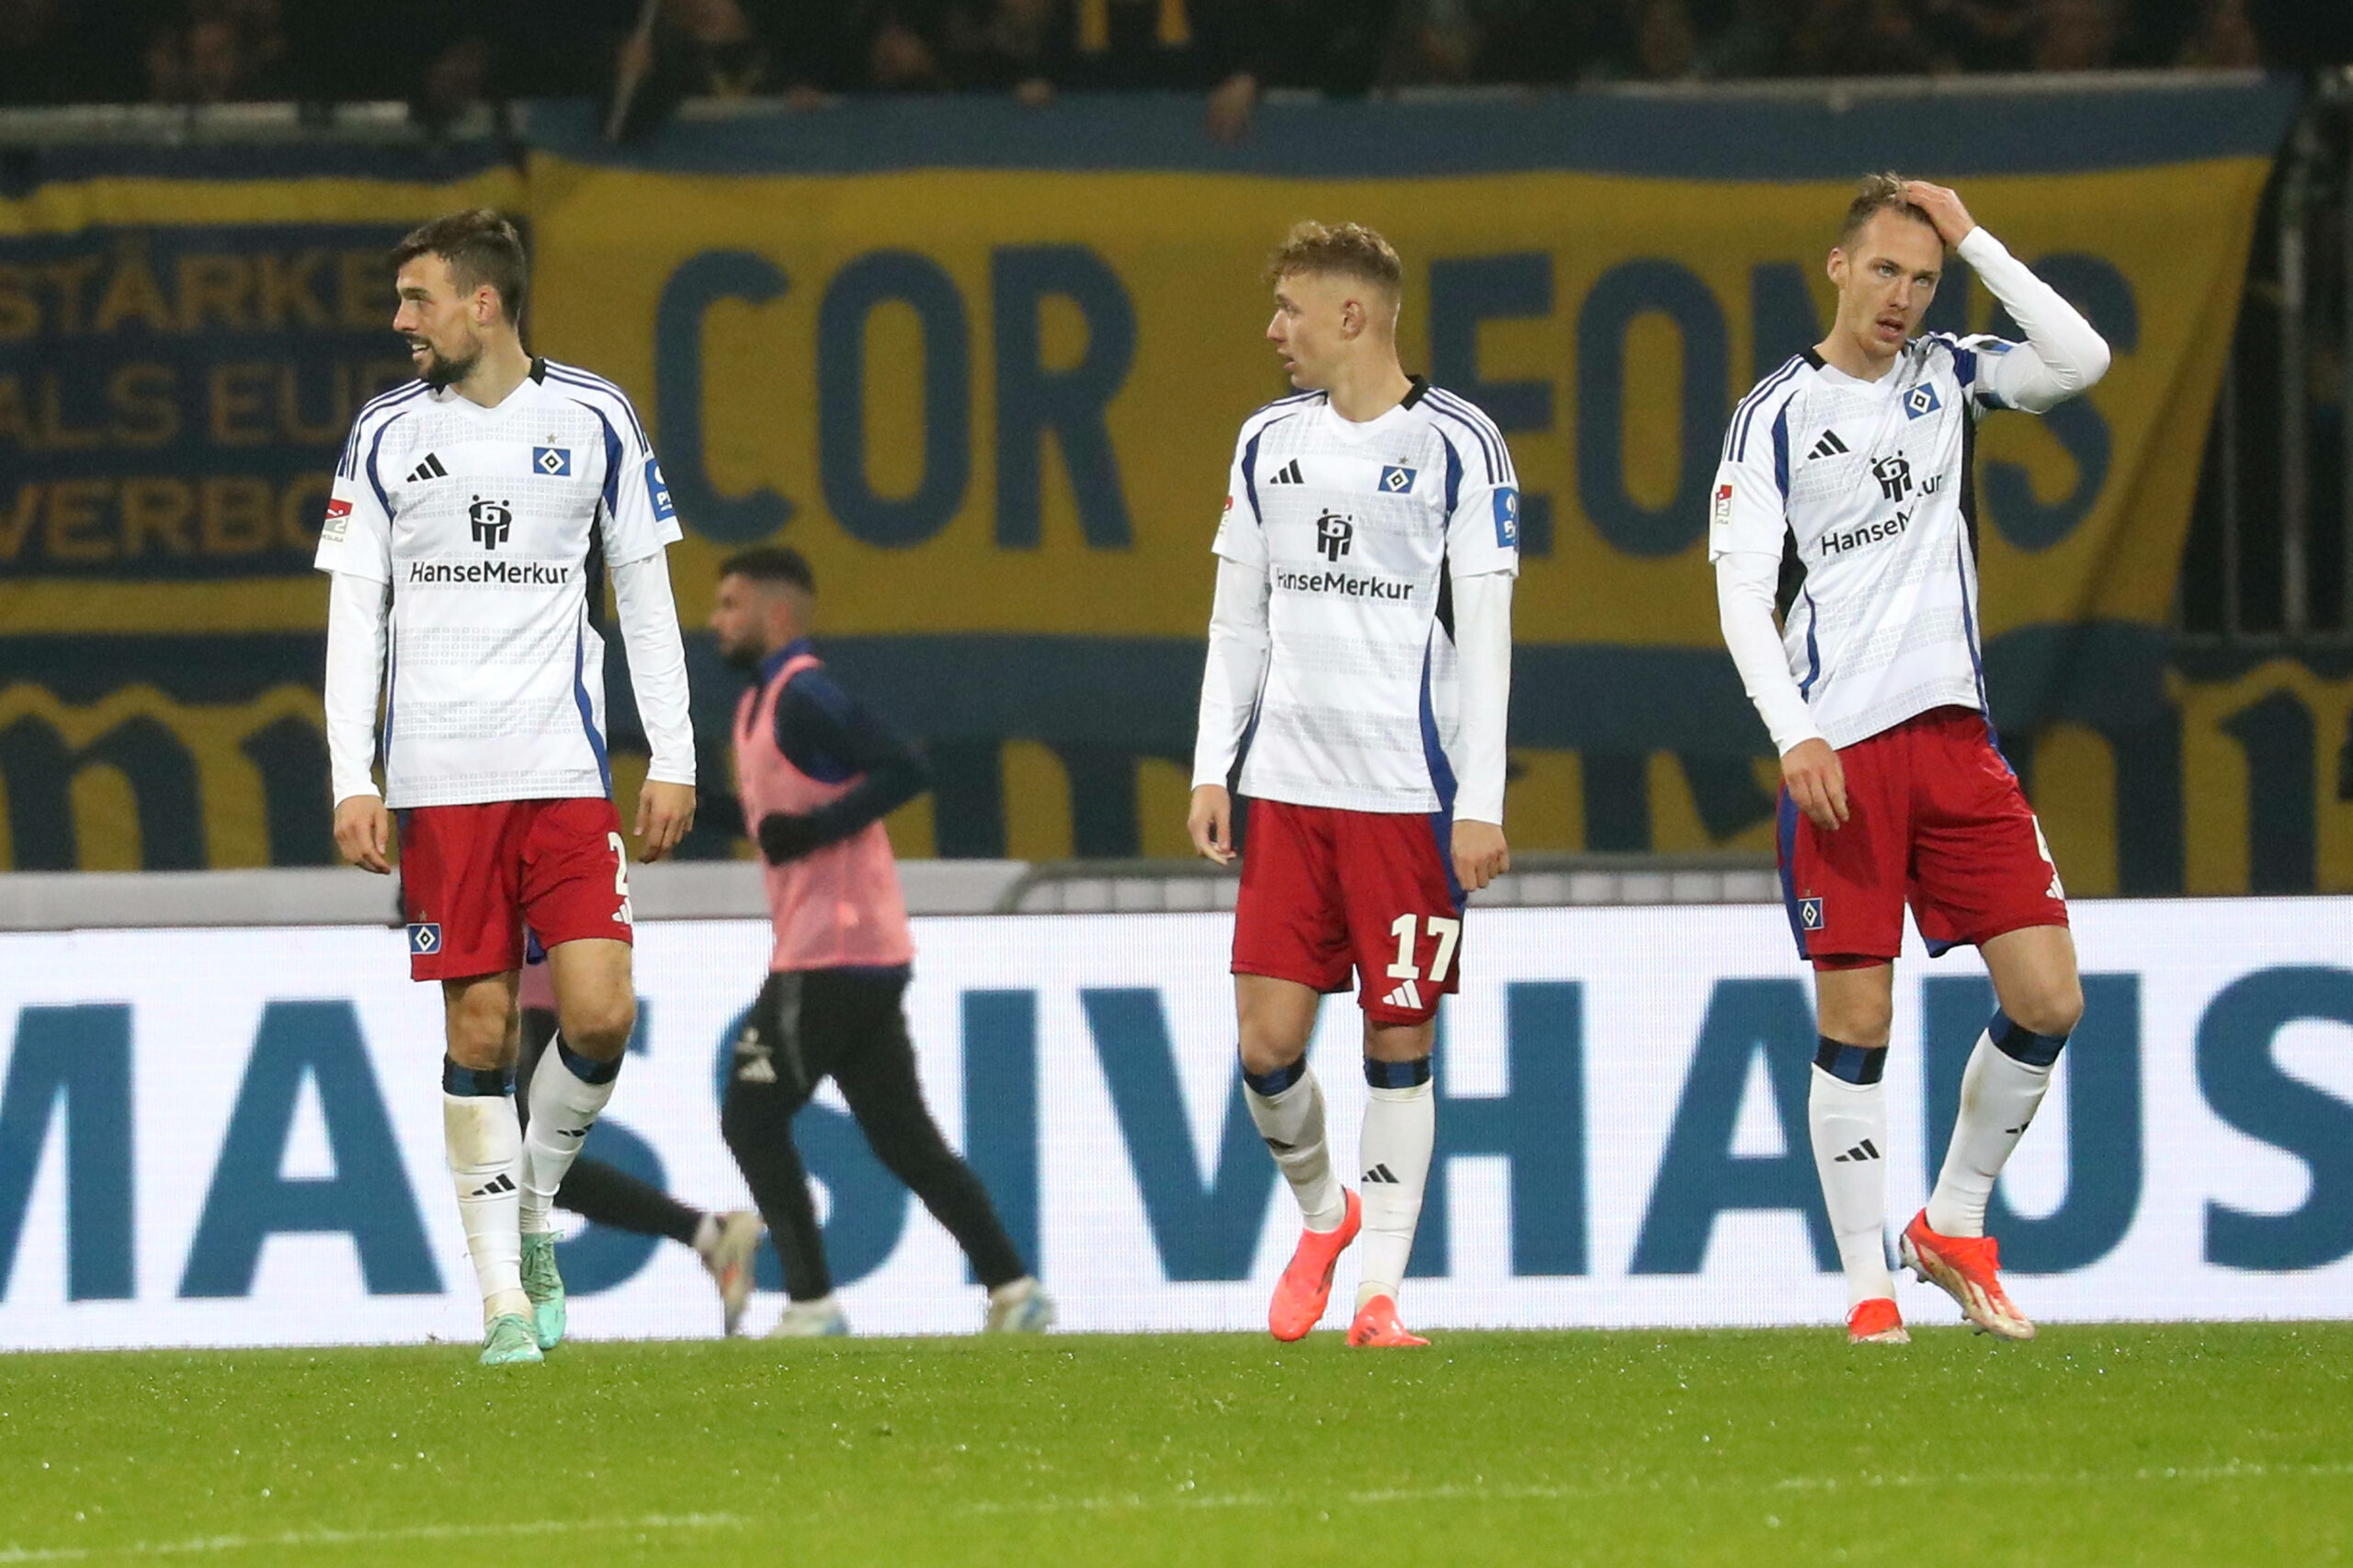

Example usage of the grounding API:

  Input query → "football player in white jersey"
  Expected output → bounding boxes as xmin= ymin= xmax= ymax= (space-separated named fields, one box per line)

xmin=1711 ymin=176 xmax=2110 ymax=1346
xmin=317 ymin=210 xmax=698 ymax=1366
xmin=1188 ymin=222 xmax=1517 ymax=1348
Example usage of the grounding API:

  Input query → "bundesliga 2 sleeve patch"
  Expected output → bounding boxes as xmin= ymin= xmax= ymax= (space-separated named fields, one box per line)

xmin=645 ymin=457 xmax=675 ymax=521
xmin=321 ymin=496 xmax=352 ymax=544
xmin=1493 ymin=487 xmax=1520 ymax=549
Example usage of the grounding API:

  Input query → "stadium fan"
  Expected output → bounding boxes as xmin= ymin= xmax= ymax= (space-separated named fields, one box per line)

xmin=1188 ymin=221 xmax=1518 ymax=1347
xmin=318 ymin=209 xmax=699 ymax=1366
xmin=1710 ymin=175 xmax=2110 ymax=1345
xmin=512 ymin=944 xmax=766 ymax=1334
xmin=709 ymin=547 xmax=1055 ymax=1338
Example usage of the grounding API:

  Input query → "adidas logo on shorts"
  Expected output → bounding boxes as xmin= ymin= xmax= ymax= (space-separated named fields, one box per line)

xmin=1382 ymin=979 xmax=1423 ymax=1011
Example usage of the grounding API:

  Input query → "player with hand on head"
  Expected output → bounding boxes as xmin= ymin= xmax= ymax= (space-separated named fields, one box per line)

xmin=319 ymin=210 xmax=698 ymax=1366
xmin=1711 ymin=176 xmax=2110 ymax=1345
xmin=1189 ymin=221 xmax=1518 ymax=1348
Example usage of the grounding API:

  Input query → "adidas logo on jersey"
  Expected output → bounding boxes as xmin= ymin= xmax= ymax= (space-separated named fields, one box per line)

xmin=1362 ymin=1164 xmax=1401 ymax=1185
xmin=1381 ymin=979 xmax=1424 ymax=1011
xmin=1833 ymin=1139 xmax=1881 ymax=1163
xmin=1806 ymin=430 xmax=1848 ymax=460
xmin=406 ymin=453 xmax=449 ymax=483
xmin=1267 ymin=459 xmax=1305 ymax=485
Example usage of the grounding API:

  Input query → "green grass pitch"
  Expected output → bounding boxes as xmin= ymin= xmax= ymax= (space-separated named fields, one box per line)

xmin=3 ymin=1323 xmax=2347 ymax=1566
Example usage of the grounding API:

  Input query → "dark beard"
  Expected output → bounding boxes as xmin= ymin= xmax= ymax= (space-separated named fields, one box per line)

xmin=417 ymin=343 xmax=479 ymax=391
xmin=719 ymin=636 xmax=764 ymax=673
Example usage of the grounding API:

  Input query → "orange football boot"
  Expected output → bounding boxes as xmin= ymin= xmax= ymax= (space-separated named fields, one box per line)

xmin=1267 ymin=1191 xmax=1360 ymax=1342
xmin=1846 ymin=1297 xmax=1909 ymax=1345
xmin=1901 ymin=1210 xmax=2034 ymax=1340
xmin=1346 ymin=1293 xmax=1429 ymax=1347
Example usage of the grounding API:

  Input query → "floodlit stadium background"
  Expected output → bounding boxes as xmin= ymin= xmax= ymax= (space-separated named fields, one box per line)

xmin=2 ymin=2 xmax=2350 ymax=1344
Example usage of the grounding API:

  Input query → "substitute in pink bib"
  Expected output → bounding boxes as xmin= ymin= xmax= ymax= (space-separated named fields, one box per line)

xmin=734 ymin=650 xmax=915 ymax=972
xmin=710 ymin=547 xmax=1054 ymax=1337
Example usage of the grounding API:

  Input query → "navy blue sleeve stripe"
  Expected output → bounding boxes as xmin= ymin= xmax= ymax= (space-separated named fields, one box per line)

xmin=545 ymin=363 xmax=650 ymax=448
xmin=1427 ymin=390 xmax=1506 ymax=480
xmin=1427 ymin=400 xmax=1505 ymax=485
xmin=1727 ymin=358 xmax=1802 ymax=460
xmin=1728 ymin=358 xmax=1803 ymax=462
xmin=1728 ymin=357 xmax=1803 ymax=458
xmin=340 ymin=382 xmax=427 ymax=481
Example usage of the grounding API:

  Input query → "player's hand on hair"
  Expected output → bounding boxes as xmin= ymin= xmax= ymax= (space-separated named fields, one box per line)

xmin=1782 ymin=738 xmax=1850 ymax=832
xmin=635 ymin=779 xmax=697 ymax=862
xmin=1451 ymin=820 xmax=1509 ymax=892
xmin=1188 ymin=784 xmax=1235 ymax=866
xmin=756 ymin=811 xmax=822 ymax=866
xmin=334 ymin=794 xmax=392 ymax=874
xmin=1902 ymin=181 xmax=1977 ymax=250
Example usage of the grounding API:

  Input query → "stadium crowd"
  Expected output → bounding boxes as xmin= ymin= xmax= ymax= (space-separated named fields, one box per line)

xmin=0 ymin=0 xmax=2325 ymax=130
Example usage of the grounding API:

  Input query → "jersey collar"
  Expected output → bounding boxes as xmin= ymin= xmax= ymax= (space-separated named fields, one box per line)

xmin=758 ymin=637 xmax=815 ymax=684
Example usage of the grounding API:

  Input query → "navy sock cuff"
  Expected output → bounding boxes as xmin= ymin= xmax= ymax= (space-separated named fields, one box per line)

xmin=1242 ymin=1059 xmax=1306 ymax=1096
xmin=1989 ymin=1010 xmax=2068 ymax=1068
xmin=1813 ymin=1038 xmax=1887 ymax=1085
xmin=442 ymin=1059 xmax=512 ymax=1096
xmin=1364 ymin=1056 xmax=1433 ymax=1090
xmin=557 ymin=1039 xmax=622 ymax=1085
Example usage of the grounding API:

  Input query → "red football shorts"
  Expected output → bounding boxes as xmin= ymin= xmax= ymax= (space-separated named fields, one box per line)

xmin=397 ymin=797 xmax=632 ymax=982
xmin=1779 ymin=705 xmax=2067 ymax=970
xmin=1232 ymin=797 xmax=1466 ymax=1027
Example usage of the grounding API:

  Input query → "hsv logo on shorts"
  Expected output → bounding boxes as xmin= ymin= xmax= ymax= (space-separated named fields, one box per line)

xmin=407 ymin=922 xmax=443 ymax=955
xmin=1799 ymin=897 xmax=1825 ymax=931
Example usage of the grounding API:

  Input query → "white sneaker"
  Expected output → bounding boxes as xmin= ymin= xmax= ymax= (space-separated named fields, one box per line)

xmin=768 ymin=1295 xmax=850 ymax=1337
xmin=698 ymin=1210 xmax=765 ymax=1337
xmin=983 ymin=1278 xmax=1056 ymax=1334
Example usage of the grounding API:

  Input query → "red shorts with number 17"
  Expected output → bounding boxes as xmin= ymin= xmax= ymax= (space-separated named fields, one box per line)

xmin=1232 ymin=798 xmax=1465 ymax=1027
xmin=398 ymin=797 xmax=631 ymax=982
xmin=1779 ymin=706 xmax=2067 ymax=970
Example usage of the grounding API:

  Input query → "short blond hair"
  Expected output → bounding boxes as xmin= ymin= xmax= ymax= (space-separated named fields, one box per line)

xmin=1265 ymin=221 xmax=1404 ymax=295
xmin=1839 ymin=172 xmax=1936 ymax=246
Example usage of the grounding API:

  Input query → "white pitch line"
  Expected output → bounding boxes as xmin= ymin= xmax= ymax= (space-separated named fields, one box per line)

xmin=962 ymin=1460 xmax=2353 ymax=1518
xmin=0 ymin=1511 xmax=745 ymax=1563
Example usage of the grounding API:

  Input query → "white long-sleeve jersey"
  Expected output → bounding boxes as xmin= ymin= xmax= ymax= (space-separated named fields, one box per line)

xmin=316 ymin=358 xmax=696 ymax=809
xmin=1191 ymin=379 xmax=1518 ymax=824
xmin=1710 ymin=226 xmax=2112 ymax=755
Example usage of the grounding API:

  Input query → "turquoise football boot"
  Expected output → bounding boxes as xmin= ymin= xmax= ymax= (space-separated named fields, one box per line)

xmin=480 ymin=1313 xmax=543 ymax=1367
xmin=520 ymin=1232 xmax=566 ymax=1351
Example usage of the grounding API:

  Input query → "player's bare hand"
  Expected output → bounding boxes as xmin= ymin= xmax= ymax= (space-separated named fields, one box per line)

xmin=635 ymin=779 xmax=696 ymax=863
xmin=1452 ymin=820 xmax=1509 ymax=892
xmin=1783 ymin=738 xmax=1850 ymax=832
xmin=334 ymin=794 xmax=392 ymax=874
xmin=1188 ymin=784 xmax=1235 ymax=866
xmin=1903 ymin=181 xmax=1977 ymax=250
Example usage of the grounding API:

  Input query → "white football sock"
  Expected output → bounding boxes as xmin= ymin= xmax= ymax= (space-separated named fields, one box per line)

xmin=444 ymin=1088 xmax=529 ymax=1326
xmin=1355 ymin=1078 xmax=1435 ymax=1310
xmin=520 ymin=1039 xmax=620 ymax=1235
xmin=1927 ymin=1027 xmax=2060 ymax=1239
xmin=1809 ymin=1064 xmax=1894 ymax=1307
xmin=1245 ymin=1065 xmax=1348 ymax=1232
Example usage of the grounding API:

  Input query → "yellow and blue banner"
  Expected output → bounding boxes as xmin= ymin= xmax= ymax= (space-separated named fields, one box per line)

xmin=0 ymin=83 xmax=2319 ymax=889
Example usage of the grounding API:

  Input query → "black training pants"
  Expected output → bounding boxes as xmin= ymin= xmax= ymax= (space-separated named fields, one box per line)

xmin=721 ymin=966 xmax=1027 ymax=1301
